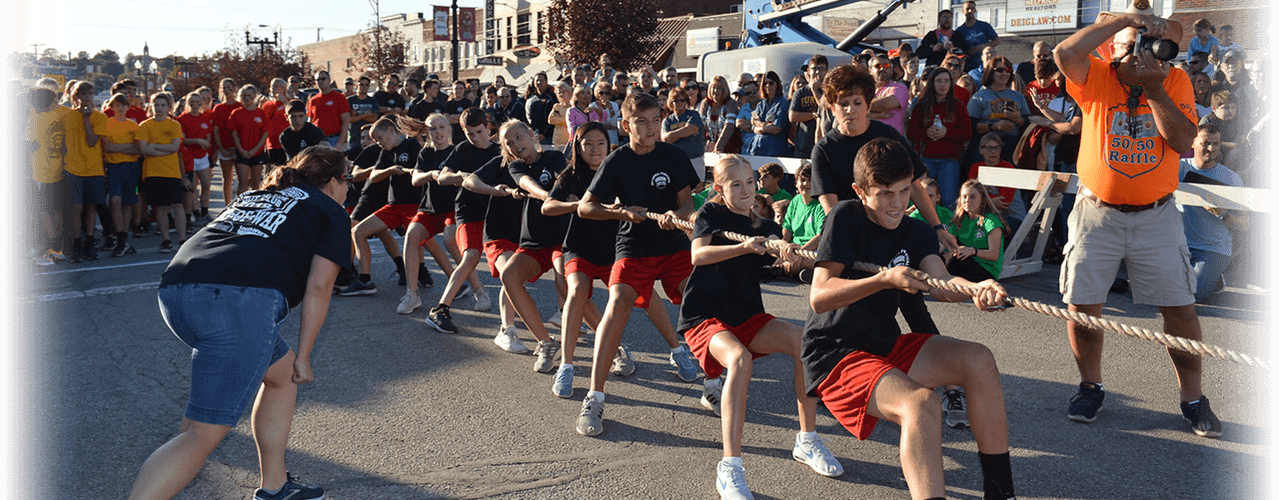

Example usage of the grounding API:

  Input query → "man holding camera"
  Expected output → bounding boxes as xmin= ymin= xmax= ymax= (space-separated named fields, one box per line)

xmin=1054 ymin=12 xmax=1222 ymax=437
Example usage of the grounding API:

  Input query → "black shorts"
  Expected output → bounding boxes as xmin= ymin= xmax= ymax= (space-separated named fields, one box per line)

xmin=144 ymin=177 xmax=185 ymax=206
xmin=236 ymin=153 xmax=270 ymax=166
xmin=267 ymin=148 xmax=287 ymax=166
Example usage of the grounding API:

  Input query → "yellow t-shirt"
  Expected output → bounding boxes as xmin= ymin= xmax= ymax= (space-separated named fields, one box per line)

xmin=28 ymin=109 xmax=65 ymax=184
xmin=59 ymin=110 xmax=109 ymax=177
xmin=138 ymin=118 xmax=184 ymax=179
xmin=103 ymin=118 xmax=140 ymax=164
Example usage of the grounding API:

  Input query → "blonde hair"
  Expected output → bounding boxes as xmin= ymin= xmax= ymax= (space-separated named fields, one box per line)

xmin=709 ymin=154 xmax=763 ymax=228
xmin=497 ymin=119 xmax=540 ymax=163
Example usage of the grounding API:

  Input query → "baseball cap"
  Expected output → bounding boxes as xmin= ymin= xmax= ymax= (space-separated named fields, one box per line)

xmin=948 ymin=47 xmax=967 ymax=58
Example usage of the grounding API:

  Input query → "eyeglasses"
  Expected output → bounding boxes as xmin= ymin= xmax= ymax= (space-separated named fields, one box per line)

xmin=980 ymin=145 xmax=1001 ymax=151
xmin=673 ymin=98 xmax=689 ymax=103
xmin=597 ymin=91 xmax=612 ymax=95
xmin=994 ymin=67 xmax=1012 ymax=73
xmin=945 ymin=64 xmax=961 ymax=70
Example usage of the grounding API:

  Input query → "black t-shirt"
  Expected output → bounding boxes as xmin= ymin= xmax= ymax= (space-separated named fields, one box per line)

xmin=443 ymin=141 xmax=501 ymax=225
xmin=161 ymin=183 xmax=352 ymax=308
xmin=354 ymin=145 xmax=389 ymax=214
xmin=507 ymin=150 xmax=569 ymax=249
xmin=376 ymin=139 xmax=423 ymax=206
xmin=587 ymin=142 xmax=699 ymax=259
xmin=801 ymin=199 xmax=939 ymax=395
xmin=791 ymin=86 xmax=821 ymax=158
xmin=445 ymin=98 xmax=474 ymax=142
xmin=408 ymin=99 xmax=446 ymax=121
xmin=279 ymin=123 xmax=328 ymax=160
xmin=414 ymin=144 xmax=456 ymax=213
xmin=474 ymin=157 xmax=521 ymax=243
xmin=549 ymin=166 xmax=618 ymax=266
xmin=347 ymin=95 xmax=379 ymax=143
xmin=810 ymin=121 xmax=925 ymax=202
xmin=374 ymin=90 xmax=405 ymax=114
xmin=677 ymin=203 xmax=780 ymax=334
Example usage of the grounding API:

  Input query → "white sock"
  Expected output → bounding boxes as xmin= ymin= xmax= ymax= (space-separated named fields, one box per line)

xmin=671 ymin=345 xmax=688 ymax=355
xmin=560 ymin=363 xmax=574 ymax=370
xmin=798 ymin=431 xmax=817 ymax=442
xmin=587 ymin=390 xmax=605 ymax=403
xmin=721 ymin=456 xmax=743 ymax=467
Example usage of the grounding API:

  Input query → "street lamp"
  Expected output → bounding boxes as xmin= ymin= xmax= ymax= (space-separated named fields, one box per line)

xmin=174 ymin=57 xmax=194 ymax=96
xmin=245 ymin=23 xmax=282 ymax=57
xmin=134 ymin=60 xmax=158 ymax=99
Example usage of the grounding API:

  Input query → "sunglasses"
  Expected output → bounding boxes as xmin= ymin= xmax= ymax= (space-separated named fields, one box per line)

xmin=994 ymin=67 xmax=1012 ymax=73
xmin=945 ymin=64 xmax=961 ymax=69
xmin=673 ymin=99 xmax=689 ymax=103
xmin=874 ymin=63 xmax=892 ymax=70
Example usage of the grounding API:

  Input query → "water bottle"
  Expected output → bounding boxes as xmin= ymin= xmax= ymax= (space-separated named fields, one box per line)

xmin=932 ymin=114 xmax=945 ymax=135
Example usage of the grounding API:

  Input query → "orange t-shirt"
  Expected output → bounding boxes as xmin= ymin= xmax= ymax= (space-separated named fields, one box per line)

xmin=137 ymin=118 xmax=185 ymax=179
xmin=1065 ymin=56 xmax=1196 ymax=206
xmin=103 ymin=118 xmax=140 ymax=164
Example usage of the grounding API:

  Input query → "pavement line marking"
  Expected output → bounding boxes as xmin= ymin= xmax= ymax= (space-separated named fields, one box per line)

xmin=30 ymin=282 xmax=160 ymax=302
xmin=36 ymin=259 xmax=170 ymax=276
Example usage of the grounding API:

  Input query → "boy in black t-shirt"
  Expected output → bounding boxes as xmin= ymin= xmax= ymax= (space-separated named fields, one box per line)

xmin=804 ymin=137 xmax=1016 ymax=500
xmin=339 ymin=118 xmax=422 ymax=297
xmin=279 ymin=101 xmax=329 ymax=160
xmin=574 ymin=93 xmax=704 ymax=437
xmin=425 ymin=109 xmax=500 ymax=333
xmin=680 ymin=156 xmax=843 ymax=499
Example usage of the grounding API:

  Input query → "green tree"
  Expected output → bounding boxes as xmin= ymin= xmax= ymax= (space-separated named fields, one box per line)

xmin=351 ymin=25 xmax=410 ymax=82
xmin=546 ymin=0 xmax=660 ymax=72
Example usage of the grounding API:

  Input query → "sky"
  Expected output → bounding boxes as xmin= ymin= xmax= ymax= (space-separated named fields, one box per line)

xmin=7 ymin=0 xmax=484 ymax=60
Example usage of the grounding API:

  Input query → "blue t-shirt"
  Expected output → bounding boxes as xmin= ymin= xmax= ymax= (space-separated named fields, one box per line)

xmin=955 ymin=21 xmax=998 ymax=69
xmin=746 ymin=96 xmax=790 ymax=156
xmin=662 ymin=109 xmax=706 ymax=160
xmin=1187 ymin=36 xmax=1220 ymax=60
xmin=737 ymin=101 xmax=755 ymax=150
xmin=1179 ymin=158 xmax=1241 ymax=256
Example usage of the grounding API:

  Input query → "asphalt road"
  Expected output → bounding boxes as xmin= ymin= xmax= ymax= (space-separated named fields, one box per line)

xmin=24 ymin=176 xmax=1271 ymax=499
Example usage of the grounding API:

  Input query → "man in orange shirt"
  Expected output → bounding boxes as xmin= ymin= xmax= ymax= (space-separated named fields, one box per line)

xmin=1054 ymin=12 xmax=1220 ymax=437
xmin=305 ymin=70 xmax=351 ymax=152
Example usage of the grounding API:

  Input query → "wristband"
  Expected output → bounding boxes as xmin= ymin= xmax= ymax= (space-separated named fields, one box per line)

xmin=933 ymin=224 xmax=946 ymax=232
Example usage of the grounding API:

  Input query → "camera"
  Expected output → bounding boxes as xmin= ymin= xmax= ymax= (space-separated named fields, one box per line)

xmin=1136 ymin=28 xmax=1179 ymax=62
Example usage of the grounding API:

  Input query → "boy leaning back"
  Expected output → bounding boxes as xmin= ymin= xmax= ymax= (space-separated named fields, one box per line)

xmin=804 ymin=137 xmax=1018 ymax=500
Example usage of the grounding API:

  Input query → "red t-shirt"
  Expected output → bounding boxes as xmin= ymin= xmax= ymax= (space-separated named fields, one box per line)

xmin=260 ymin=99 xmax=289 ymax=150
xmin=211 ymin=102 xmax=243 ymax=151
xmin=177 ymin=112 xmax=213 ymax=160
xmin=968 ymin=161 xmax=1017 ymax=207
xmin=953 ymin=85 xmax=972 ymax=108
xmin=1024 ymin=79 xmax=1060 ymax=117
xmin=228 ymin=107 xmax=269 ymax=154
xmin=906 ymin=98 xmax=972 ymax=160
xmin=306 ymin=90 xmax=350 ymax=136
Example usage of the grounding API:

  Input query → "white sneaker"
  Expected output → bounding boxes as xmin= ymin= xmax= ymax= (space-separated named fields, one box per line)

xmin=494 ymin=325 xmax=530 ymax=354
xmin=942 ymin=389 xmax=970 ymax=429
xmin=610 ymin=345 xmax=635 ymax=376
xmin=716 ymin=460 xmax=753 ymax=500
xmin=792 ymin=433 xmax=843 ymax=477
xmin=546 ymin=307 xmax=562 ymax=328
xmin=701 ymin=377 xmax=723 ymax=417
xmin=473 ymin=290 xmax=492 ymax=312
xmin=396 ymin=291 xmax=421 ymax=314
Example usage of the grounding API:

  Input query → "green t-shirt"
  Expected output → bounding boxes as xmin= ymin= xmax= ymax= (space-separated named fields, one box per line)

xmin=908 ymin=203 xmax=954 ymax=226
xmin=692 ymin=185 xmax=717 ymax=210
xmin=950 ymin=213 xmax=1004 ymax=279
xmin=757 ymin=187 xmax=794 ymax=203
xmin=782 ymin=196 xmax=826 ymax=246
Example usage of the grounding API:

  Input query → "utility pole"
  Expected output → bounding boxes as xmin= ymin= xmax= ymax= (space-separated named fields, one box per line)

xmin=451 ymin=0 xmax=459 ymax=82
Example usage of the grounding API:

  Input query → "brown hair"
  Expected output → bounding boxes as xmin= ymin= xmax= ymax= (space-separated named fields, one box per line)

xmin=853 ymin=137 xmax=915 ymax=190
xmin=822 ymin=64 xmax=876 ymax=105
xmin=622 ymin=92 xmax=661 ymax=119
xmin=461 ymin=107 xmax=490 ymax=127
xmin=951 ymin=179 xmax=1005 ymax=231
xmin=262 ymin=146 xmax=347 ymax=191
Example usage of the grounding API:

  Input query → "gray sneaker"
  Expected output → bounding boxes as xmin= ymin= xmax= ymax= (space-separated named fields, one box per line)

xmin=576 ymin=397 xmax=605 ymax=436
xmin=610 ymin=345 xmax=636 ymax=376
xmin=551 ymin=364 xmax=574 ymax=398
xmin=534 ymin=340 xmax=560 ymax=373
xmin=473 ymin=289 xmax=492 ymax=312
xmin=494 ymin=325 xmax=530 ymax=354
xmin=942 ymin=389 xmax=969 ymax=429
xmin=670 ymin=345 xmax=702 ymax=382
xmin=701 ymin=377 xmax=723 ymax=417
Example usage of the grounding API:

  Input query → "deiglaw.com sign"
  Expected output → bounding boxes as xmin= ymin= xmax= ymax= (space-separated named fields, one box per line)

xmin=1006 ymin=0 xmax=1078 ymax=34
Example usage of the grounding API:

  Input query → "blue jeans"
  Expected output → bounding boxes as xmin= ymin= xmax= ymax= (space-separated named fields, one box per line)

xmin=325 ymin=135 xmax=341 ymax=147
xmin=158 ymin=283 xmax=291 ymax=426
xmin=1189 ymin=248 xmax=1232 ymax=301
xmin=923 ymin=158 xmax=960 ymax=208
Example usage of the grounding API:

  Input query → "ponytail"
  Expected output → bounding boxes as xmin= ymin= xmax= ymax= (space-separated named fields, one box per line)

xmin=262 ymin=146 xmax=347 ymax=191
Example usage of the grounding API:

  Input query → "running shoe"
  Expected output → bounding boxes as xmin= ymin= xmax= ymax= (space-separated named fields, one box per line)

xmin=396 ymin=291 xmax=421 ymax=315
xmin=546 ymin=307 xmax=562 ymax=328
xmin=942 ymin=388 xmax=969 ymax=429
xmin=1181 ymin=396 xmax=1223 ymax=438
xmin=338 ymin=279 xmax=377 ymax=296
xmin=701 ymin=377 xmax=723 ymax=417
xmin=82 ymin=237 xmax=100 ymax=260
xmin=792 ymin=433 xmax=844 ymax=477
xmin=716 ymin=460 xmax=753 ymax=500
xmin=552 ymin=364 xmax=574 ymax=398
xmin=111 ymin=243 xmax=137 ymax=258
xmin=494 ymin=325 xmax=529 ymax=354
xmin=101 ymin=235 xmax=116 ymax=251
xmin=670 ymin=345 xmax=702 ymax=382
xmin=425 ymin=304 xmax=458 ymax=333
xmin=473 ymin=289 xmax=492 ymax=312
xmin=418 ymin=265 xmax=434 ymax=288
xmin=456 ymin=281 xmax=472 ymax=299
xmin=1068 ymin=382 xmax=1105 ymax=423
xmin=534 ymin=340 xmax=559 ymax=373
xmin=252 ymin=472 xmax=324 ymax=500
xmin=610 ymin=345 xmax=635 ymax=376
xmin=576 ymin=396 xmax=604 ymax=436
xmin=158 ymin=240 xmax=173 ymax=254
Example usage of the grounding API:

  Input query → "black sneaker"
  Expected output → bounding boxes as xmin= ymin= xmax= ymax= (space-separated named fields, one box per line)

xmin=111 ymin=243 xmax=136 ymax=257
xmin=101 ymin=235 xmax=116 ymax=251
xmin=1068 ymin=382 xmax=1105 ymax=423
xmin=1181 ymin=396 xmax=1223 ymax=438
xmin=159 ymin=240 xmax=173 ymax=254
xmin=456 ymin=281 xmax=472 ymax=299
xmin=81 ymin=237 xmax=100 ymax=261
xmin=418 ymin=265 xmax=434 ymax=288
xmin=426 ymin=304 xmax=458 ymax=333
xmin=333 ymin=267 xmax=353 ymax=290
xmin=252 ymin=472 xmax=324 ymax=500
xmin=338 ymin=279 xmax=377 ymax=296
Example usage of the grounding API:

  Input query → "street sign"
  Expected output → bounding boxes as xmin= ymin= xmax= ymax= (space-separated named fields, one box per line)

xmin=512 ymin=46 xmax=541 ymax=59
xmin=477 ymin=56 xmax=504 ymax=66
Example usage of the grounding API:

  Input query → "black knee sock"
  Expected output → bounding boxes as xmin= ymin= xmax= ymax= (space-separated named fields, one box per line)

xmin=116 ymin=231 xmax=128 ymax=249
xmin=393 ymin=256 xmax=406 ymax=276
xmin=980 ymin=452 xmax=1015 ymax=500
xmin=358 ymin=273 xmax=372 ymax=282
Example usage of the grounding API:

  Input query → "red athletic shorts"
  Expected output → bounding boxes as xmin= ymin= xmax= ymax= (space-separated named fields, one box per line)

xmin=609 ymin=250 xmax=692 ymax=309
xmin=510 ymin=246 xmax=561 ymax=283
xmin=564 ymin=258 xmax=613 ymax=299
xmin=410 ymin=210 xmax=455 ymax=240
xmin=815 ymin=333 xmax=935 ymax=440
xmin=456 ymin=221 xmax=484 ymax=251
xmin=483 ymin=239 xmax=519 ymax=278
xmin=683 ymin=313 xmax=775 ymax=379
xmin=373 ymin=204 xmax=419 ymax=231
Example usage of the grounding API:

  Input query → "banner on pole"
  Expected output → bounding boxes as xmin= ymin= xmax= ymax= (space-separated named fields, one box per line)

xmin=459 ymin=8 xmax=477 ymax=42
xmin=434 ymin=6 xmax=450 ymax=41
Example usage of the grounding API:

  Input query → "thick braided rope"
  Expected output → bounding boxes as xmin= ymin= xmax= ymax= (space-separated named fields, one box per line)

xmin=648 ymin=212 xmax=1268 ymax=370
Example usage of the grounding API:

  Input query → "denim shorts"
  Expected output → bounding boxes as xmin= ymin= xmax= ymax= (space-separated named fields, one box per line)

xmin=66 ymin=173 xmax=106 ymax=206
xmin=106 ymin=160 xmax=142 ymax=205
xmin=158 ymin=283 xmax=291 ymax=426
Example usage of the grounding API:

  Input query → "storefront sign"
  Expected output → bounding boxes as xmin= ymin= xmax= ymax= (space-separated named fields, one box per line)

xmin=1006 ymin=0 xmax=1078 ymax=33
